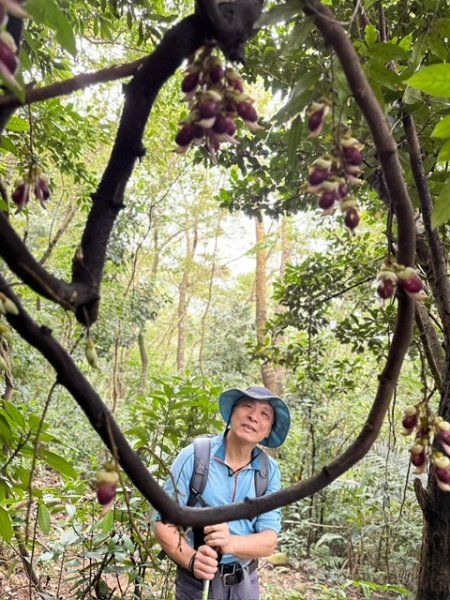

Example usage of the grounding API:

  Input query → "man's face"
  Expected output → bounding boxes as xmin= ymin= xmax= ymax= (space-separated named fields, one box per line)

xmin=230 ymin=397 xmax=275 ymax=445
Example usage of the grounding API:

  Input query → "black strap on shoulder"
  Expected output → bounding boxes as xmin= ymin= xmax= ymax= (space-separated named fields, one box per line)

xmin=188 ymin=436 xmax=212 ymax=507
xmin=255 ymin=448 xmax=269 ymax=497
xmin=188 ymin=436 xmax=270 ymax=506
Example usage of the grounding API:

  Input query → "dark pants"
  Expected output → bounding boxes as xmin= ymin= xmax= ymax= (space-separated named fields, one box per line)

xmin=175 ymin=566 xmax=259 ymax=600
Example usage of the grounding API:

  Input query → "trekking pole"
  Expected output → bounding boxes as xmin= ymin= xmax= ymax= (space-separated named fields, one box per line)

xmin=202 ymin=579 xmax=210 ymax=600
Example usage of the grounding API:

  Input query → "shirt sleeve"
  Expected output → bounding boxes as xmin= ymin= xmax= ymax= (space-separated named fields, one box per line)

xmin=253 ymin=459 xmax=282 ymax=534
xmin=154 ymin=444 xmax=195 ymax=521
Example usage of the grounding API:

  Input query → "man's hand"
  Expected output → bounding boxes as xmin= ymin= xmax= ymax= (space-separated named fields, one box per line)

xmin=193 ymin=545 xmax=219 ymax=580
xmin=204 ymin=522 xmax=233 ymax=554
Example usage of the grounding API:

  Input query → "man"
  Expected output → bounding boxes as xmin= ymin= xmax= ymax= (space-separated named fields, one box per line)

xmin=154 ymin=385 xmax=291 ymax=600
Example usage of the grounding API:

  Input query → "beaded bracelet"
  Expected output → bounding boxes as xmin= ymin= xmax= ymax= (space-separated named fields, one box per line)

xmin=188 ymin=552 xmax=197 ymax=577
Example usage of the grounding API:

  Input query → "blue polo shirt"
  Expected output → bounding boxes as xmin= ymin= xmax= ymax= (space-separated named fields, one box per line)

xmin=157 ymin=433 xmax=281 ymax=563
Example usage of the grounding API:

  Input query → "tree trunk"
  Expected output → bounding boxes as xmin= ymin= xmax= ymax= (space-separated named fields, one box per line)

xmin=137 ymin=329 xmax=148 ymax=396
xmin=401 ymin=113 xmax=450 ymax=598
xmin=417 ymin=473 xmax=450 ymax=599
xmin=176 ymin=224 xmax=197 ymax=372
xmin=271 ymin=216 xmax=290 ymax=397
xmin=254 ymin=212 xmax=276 ymax=390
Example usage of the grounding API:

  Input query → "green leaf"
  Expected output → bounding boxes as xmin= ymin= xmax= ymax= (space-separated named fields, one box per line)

xmin=26 ymin=0 xmax=77 ymax=56
xmin=0 ymin=411 xmax=16 ymax=437
xmin=368 ymin=42 xmax=409 ymax=63
xmin=365 ymin=60 xmax=405 ymax=91
xmin=432 ymin=115 xmax=450 ymax=139
xmin=3 ymin=401 xmax=25 ymax=429
xmin=364 ymin=25 xmax=378 ymax=47
xmin=100 ymin=510 xmax=114 ymax=534
xmin=38 ymin=504 xmax=51 ymax=535
xmin=60 ymin=527 xmax=79 ymax=546
xmin=40 ymin=450 xmax=77 ymax=479
xmin=0 ymin=137 xmax=19 ymax=156
xmin=407 ymin=64 xmax=450 ymax=97
xmin=288 ymin=17 xmax=314 ymax=49
xmin=431 ymin=181 xmax=450 ymax=229
xmin=437 ymin=140 xmax=450 ymax=163
xmin=0 ymin=506 xmax=13 ymax=542
xmin=256 ymin=0 xmax=300 ymax=27
xmin=6 ymin=116 xmax=29 ymax=132
xmin=273 ymin=71 xmax=320 ymax=123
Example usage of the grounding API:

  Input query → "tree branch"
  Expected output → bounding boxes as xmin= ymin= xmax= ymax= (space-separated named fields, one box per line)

xmin=0 ymin=15 xmax=208 ymax=323
xmin=415 ymin=302 xmax=445 ymax=393
xmin=0 ymin=211 xmax=96 ymax=310
xmin=196 ymin=0 xmax=264 ymax=63
xmin=0 ymin=273 xmax=415 ymax=526
xmin=402 ymin=112 xmax=450 ymax=352
xmin=0 ymin=58 xmax=147 ymax=111
xmin=71 ymin=14 xmax=207 ymax=325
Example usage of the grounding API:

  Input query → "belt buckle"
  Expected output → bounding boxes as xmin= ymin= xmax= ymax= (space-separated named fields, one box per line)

xmin=222 ymin=562 xmax=239 ymax=587
xmin=222 ymin=572 xmax=234 ymax=587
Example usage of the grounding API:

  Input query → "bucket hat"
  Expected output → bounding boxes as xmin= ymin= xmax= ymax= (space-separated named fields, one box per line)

xmin=218 ymin=386 xmax=290 ymax=448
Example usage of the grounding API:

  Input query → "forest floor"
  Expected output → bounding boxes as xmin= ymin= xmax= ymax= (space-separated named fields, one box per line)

xmin=0 ymin=552 xmax=411 ymax=599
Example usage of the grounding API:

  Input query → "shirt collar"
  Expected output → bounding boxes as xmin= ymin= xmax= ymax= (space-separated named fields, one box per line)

xmin=212 ymin=431 xmax=265 ymax=471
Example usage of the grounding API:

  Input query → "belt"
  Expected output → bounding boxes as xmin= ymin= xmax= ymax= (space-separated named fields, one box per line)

xmin=220 ymin=559 xmax=258 ymax=587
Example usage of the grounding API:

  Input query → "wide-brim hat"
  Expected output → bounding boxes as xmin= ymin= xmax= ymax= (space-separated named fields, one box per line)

xmin=219 ymin=386 xmax=291 ymax=448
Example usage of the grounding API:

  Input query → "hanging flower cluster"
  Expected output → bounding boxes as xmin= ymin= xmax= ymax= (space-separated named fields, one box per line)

xmin=12 ymin=164 xmax=51 ymax=212
xmin=0 ymin=0 xmax=26 ymax=88
xmin=175 ymin=47 xmax=260 ymax=160
xmin=376 ymin=258 xmax=426 ymax=302
xmin=403 ymin=402 xmax=450 ymax=492
xmin=305 ymin=102 xmax=364 ymax=232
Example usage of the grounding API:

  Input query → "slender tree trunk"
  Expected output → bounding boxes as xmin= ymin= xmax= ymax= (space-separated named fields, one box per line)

xmin=138 ymin=330 xmax=148 ymax=396
xmin=271 ymin=216 xmax=290 ymax=397
xmin=199 ymin=210 xmax=222 ymax=375
xmin=254 ymin=212 xmax=276 ymax=390
xmin=177 ymin=224 xmax=197 ymax=372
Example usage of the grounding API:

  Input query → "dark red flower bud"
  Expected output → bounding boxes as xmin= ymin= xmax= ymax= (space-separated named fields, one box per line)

xmin=212 ymin=113 xmax=229 ymax=134
xmin=411 ymin=451 xmax=426 ymax=467
xmin=344 ymin=207 xmax=360 ymax=230
xmin=34 ymin=176 xmax=50 ymax=202
xmin=308 ymin=168 xmax=330 ymax=186
xmin=191 ymin=124 xmax=205 ymax=139
xmin=343 ymin=146 xmax=363 ymax=165
xmin=199 ymin=101 xmax=219 ymax=119
xmin=399 ymin=276 xmax=423 ymax=294
xmin=308 ymin=108 xmax=325 ymax=133
xmin=226 ymin=117 xmax=237 ymax=137
xmin=230 ymin=78 xmax=244 ymax=92
xmin=377 ymin=278 xmax=395 ymax=300
xmin=0 ymin=36 xmax=18 ymax=76
xmin=181 ymin=72 xmax=199 ymax=93
xmin=209 ymin=64 xmax=224 ymax=84
xmin=175 ymin=125 xmax=194 ymax=147
xmin=96 ymin=484 xmax=117 ymax=505
xmin=402 ymin=414 xmax=418 ymax=430
xmin=436 ymin=467 xmax=450 ymax=485
xmin=12 ymin=181 xmax=29 ymax=210
xmin=237 ymin=102 xmax=258 ymax=123
xmin=318 ymin=190 xmax=337 ymax=210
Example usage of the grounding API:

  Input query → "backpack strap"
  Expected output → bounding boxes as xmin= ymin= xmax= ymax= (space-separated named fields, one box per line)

xmin=187 ymin=436 xmax=212 ymax=507
xmin=254 ymin=448 xmax=269 ymax=497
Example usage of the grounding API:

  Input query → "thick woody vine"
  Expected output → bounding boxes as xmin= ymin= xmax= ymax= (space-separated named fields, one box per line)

xmin=0 ymin=0 xmax=420 ymax=528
